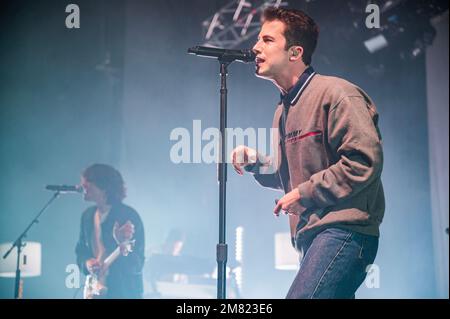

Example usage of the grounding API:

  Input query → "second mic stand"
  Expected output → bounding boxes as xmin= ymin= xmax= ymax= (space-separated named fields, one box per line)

xmin=2 ymin=191 xmax=60 ymax=298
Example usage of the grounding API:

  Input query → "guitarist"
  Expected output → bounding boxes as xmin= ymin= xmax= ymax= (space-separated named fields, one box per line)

xmin=75 ymin=163 xmax=145 ymax=298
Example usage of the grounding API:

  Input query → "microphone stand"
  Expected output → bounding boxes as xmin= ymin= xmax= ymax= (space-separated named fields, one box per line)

xmin=188 ymin=47 xmax=253 ymax=299
xmin=2 ymin=191 xmax=60 ymax=298
xmin=217 ymin=59 xmax=230 ymax=299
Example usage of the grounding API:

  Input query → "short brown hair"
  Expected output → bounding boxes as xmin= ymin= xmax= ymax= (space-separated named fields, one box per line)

xmin=82 ymin=163 xmax=126 ymax=204
xmin=262 ymin=7 xmax=319 ymax=65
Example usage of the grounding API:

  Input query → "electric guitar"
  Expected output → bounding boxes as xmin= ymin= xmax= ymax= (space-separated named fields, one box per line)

xmin=83 ymin=240 xmax=135 ymax=299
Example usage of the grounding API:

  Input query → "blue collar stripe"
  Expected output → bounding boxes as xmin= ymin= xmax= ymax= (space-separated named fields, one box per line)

xmin=280 ymin=66 xmax=316 ymax=106
xmin=290 ymin=71 xmax=316 ymax=105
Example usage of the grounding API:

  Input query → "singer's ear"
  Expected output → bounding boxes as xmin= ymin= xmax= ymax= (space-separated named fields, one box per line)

xmin=289 ymin=46 xmax=303 ymax=61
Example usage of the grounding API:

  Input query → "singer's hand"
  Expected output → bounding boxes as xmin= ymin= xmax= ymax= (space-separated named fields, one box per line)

xmin=274 ymin=189 xmax=303 ymax=217
xmin=230 ymin=145 xmax=258 ymax=175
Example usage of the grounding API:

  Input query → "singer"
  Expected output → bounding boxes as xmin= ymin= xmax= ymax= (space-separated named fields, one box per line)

xmin=231 ymin=7 xmax=385 ymax=299
xmin=75 ymin=163 xmax=145 ymax=298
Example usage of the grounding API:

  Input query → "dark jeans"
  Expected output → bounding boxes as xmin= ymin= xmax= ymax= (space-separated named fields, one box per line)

xmin=286 ymin=227 xmax=379 ymax=299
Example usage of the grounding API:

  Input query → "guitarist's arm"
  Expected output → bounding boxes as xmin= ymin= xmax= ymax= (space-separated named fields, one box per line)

xmin=114 ymin=211 xmax=145 ymax=274
xmin=125 ymin=213 xmax=145 ymax=274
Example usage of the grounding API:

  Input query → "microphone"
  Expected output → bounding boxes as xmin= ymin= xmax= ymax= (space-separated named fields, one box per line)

xmin=45 ymin=185 xmax=82 ymax=193
xmin=188 ymin=46 xmax=256 ymax=63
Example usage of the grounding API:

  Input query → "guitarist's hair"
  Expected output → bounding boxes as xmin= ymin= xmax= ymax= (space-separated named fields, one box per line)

xmin=82 ymin=163 xmax=126 ymax=204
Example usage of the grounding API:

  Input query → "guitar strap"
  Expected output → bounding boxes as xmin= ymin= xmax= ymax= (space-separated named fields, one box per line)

xmin=92 ymin=210 xmax=106 ymax=261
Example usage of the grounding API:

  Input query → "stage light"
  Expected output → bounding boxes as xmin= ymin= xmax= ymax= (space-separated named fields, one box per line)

xmin=0 ymin=242 xmax=41 ymax=278
xmin=274 ymin=232 xmax=299 ymax=271
xmin=364 ymin=34 xmax=389 ymax=53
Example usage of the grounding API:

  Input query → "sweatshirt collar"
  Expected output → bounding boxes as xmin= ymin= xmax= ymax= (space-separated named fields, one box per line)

xmin=280 ymin=66 xmax=316 ymax=107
